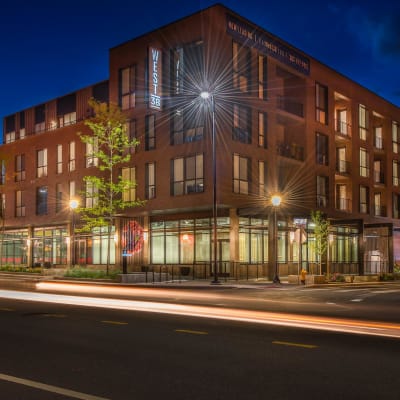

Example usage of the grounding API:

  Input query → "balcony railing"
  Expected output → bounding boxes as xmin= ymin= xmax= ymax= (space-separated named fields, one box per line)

xmin=277 ymin=96 xmax=304 ymax=118
xmin=277 ymin=142 xmax=304 ymax=161
xmin=374 ymin=136 xmax=383 ymax=150
xmin=336 ymin=160 xmax=351 ymax=174
xmin=336 ymin=197 xmax=351 ymax=212
xmin=374 ymin=205 xmax=387 ymax=217
xmin=334 ymin=119 xmax=351 ymax=137
xmin=374 ymin=170 xmax=385 ymax=184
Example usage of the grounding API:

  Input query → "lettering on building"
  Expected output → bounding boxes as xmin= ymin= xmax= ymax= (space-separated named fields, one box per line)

xmin=226 ymin=15 xmax=310 ymax=76
xmin=149 ymin=47 xmax=162 ymax=110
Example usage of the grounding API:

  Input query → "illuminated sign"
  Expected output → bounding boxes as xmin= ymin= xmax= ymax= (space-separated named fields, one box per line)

xmin=121 ymin=220 xmax=144 ymax=254
xmin=149 ymin=47 xmax=162 ymax=110
xmin=226 ymin=15 xmax=310 ymax=76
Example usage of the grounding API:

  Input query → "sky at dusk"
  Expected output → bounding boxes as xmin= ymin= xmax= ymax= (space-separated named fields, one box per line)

xmin=1 ymin=0 xmax=400 ymax=134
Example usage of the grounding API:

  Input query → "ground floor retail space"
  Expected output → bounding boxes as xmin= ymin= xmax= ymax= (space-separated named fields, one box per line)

xmin=0 ymin=209 xmax=395 ymax=277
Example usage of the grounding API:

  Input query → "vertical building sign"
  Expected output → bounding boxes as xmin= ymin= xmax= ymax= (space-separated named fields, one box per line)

xmin=149 ymin=47 xmax=162 ymax=110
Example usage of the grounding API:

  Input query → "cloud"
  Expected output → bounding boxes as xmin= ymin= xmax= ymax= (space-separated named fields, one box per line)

xmin=344 ymin=7 xmax=400 ymax=60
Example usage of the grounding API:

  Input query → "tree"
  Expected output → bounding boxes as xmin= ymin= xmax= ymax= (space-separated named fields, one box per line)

xmin=311 ymin=210 xmax=329 ymax=275
xmin=77 ymin=99 xmax=144 ymax=273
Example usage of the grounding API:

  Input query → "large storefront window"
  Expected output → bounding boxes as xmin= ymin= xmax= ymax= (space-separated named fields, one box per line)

xmin=0 ymin=230 xmax=28 ymax=265
xmin=92 ymin=226 xmax=115 ymax=265
xmin=239 ymin=218 xmax=268 ymax=263
xmin=150 ymin=218 xmax=228 ymax=264
xmin=32 ymin=227 xmax=67 ymax=266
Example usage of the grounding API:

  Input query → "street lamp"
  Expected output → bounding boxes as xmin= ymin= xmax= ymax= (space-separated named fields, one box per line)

xmin=271 ymin=194 xmax=282 ymax=284
xmin=69 ymin=199 xmax=79 ymax=267
xmin=201 ymin=90 xmax=219 ymax=284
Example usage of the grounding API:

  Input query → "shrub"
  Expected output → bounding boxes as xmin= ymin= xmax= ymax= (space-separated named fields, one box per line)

xmin=64 ymin=268 xmax=121 ymax=280
xmin=0 ymin=265 xmax=43 ymax=274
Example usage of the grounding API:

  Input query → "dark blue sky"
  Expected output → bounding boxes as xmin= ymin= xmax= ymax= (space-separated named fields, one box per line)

xmin=1 ymin=0 xmax=400 ymax=132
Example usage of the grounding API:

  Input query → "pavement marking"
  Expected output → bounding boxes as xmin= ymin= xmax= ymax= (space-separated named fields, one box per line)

xmin=0 ymin=372 xmax=110 ymax=400
xmin=101 ymin=320 xmax=128 ymax=325
xmin=0 ymin=307 xmax=14 ymax=311
xmin=272 ymin=341 xmax=318 ymax=349
xmin=351 ymin=298 xmax=364 ymax=302
xmin=175 ymin=329 xmax=208 ymax=335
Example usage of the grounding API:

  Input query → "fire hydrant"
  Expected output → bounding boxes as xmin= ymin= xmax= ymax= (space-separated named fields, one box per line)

xmin=300 ymin=268 xmax=308 ymax=285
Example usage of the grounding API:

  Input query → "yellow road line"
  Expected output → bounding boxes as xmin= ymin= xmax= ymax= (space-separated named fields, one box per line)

xmin=41 ymin=314 xmax=66 ymax=318
xmin=175 ymin=329 xmax=208 ymax=335
xmin=101 ymin=320 xmax=128 ymax=325
xmin=0 ymin=307 xmax=14 ymax=311
xmin=272 ymin=340 xmax=318 ymax=349
xmin=0 ymin=372 xmax=109 ymax=400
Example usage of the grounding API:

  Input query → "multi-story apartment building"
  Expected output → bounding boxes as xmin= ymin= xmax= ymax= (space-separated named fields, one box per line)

xmin=1 ymin=4 xmax=400 ymax=278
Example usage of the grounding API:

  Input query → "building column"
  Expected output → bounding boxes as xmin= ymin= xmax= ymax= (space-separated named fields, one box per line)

xmin=114 ymin=217 xmax=122 ymax=268
xmin=27 ymin=226 xmax=33 ymax=267
xmin=267 ymin=212 xmax=276 ymax=280
xmin=229 ymin=208 xmax=239 ymax=276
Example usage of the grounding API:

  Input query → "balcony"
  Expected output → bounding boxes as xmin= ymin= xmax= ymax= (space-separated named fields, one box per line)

xmin=336 ymin=197 xmax=351 ymax=212
xmin=374 ymin=205 xmax=387 ymax=217
xmin=374 ymin=170 xmax=385 ymax=185
xmin=334 ymin=119 xmax=351 ymax=138
xmin=277 ymin=96 xmax=304 ymax=118
xmin=336 ymin=160 xmax=351 ymax=175
xmin=374 ymin=136 xmax=384 ymax=150
xmin=277 ymin=142 xmax=304 ymax=161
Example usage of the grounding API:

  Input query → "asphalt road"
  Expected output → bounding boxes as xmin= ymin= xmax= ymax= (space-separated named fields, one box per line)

xmin=0 ymin=291 xmax=399 ymax=400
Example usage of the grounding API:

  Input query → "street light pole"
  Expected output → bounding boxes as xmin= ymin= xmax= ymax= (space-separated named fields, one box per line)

xmin=271 ymin=194 xmax=282 ymax=284
xmin=200 ymin=91 xmax=219 ymax=284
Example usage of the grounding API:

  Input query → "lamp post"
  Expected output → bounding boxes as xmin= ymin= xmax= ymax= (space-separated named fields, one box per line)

xmin=271 ymin=194 xmax=282 ymax=284
xmin=200 ymin=91 xmax=219 ymax=284
xmin=69 ymin=199 xmax=79 ymax=267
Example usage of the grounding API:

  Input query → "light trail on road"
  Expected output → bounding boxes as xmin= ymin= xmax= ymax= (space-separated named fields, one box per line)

xmin=1 ymin=289 xmax=400 ymax=339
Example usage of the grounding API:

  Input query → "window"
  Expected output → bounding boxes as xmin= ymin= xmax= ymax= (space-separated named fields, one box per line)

xmin=374 ymin=192 xmax=384 ymax=216
xmin=316 ymin=133 xmax=329 ymax=165
xmin=233 ymin=154 xmax=250 ymax=194
xmin=393 ymin=121 xmax=400 ymax=153
xmin=36 ymin=186 xmax=48 ymax=215
xmin=360 ymin=185 xmax=369 ymax=214
xmin=360 ymin=148 xmax=369 ymax=177
xmin=316 ymin=83 xmax=328 ymax=124
xmin=145 ymin=115 xmax=155 ymax=150
xmin=15 ymin=190 xmax=25 ymax=217
xmin=15 ymin=154 xmax=25 ymax=182
xmin=86 ymin=139 xmax=98 ymax=168
xmin=19 ymin=112 xmax=25 ymax=139
xmin=171 ymin=108 xmax=204 ymax=145
xmin=336 ymin=147 xmax=348 ymax=173
xmin=69 ymin=181 xmax=76 ymax=199
xmin=0 ymin=193 xmax=5 ymax=218
xmin=359 ymin=104 xmax=369 ymax=140
xmin=232 ymin=41 xmax=251 ymax=92
xmin=258 ymin=161 xmax=267 ymax=196
xmin=37 ymin=149 xmax=47 ymax=178
xmin=374 ymin=160 xmax=384 ymax=184
xmin=35 ymin=104 xmax=45 ymax=133
xmin=393 ymin=160 xmax=400 ymax=186
xmin=336 ymin=109 xmax=349 ymax=136
xmin=336 ymin=184 xmax=348 ymax=211
xmin=5 ymin=115 xmax=16 ymax=143
xmin=171 ymin=154 xmax=204 ymax=196
xmin=258 ymin=55 xmax=267 ymax=100
xmin=56 ymin=183 xmax=62 ymax=213
xmin=317 ymin=176 xmax=328 ymax=207
xmin=145 ymin=162 xmax=156 ymax=199
xmin=121 ymin=167 xmax=136 ymax=202
xmin=85 ymin=181 xmax=98 ymax=208
xmin=119 ymin=65 xmax=136 ymax=110
xmin=56 ymin=145 xmax=62 ymax=174
xmin=57 ymin=94 xmax=76 ymax=127
xmin=0 ymin=160 xmax=5 ymax=185
xmin=233 ymin=104 xmax=251 ymax=143
xmin=69 ymin=141 xmax=75 ymax=171
xmin=374 ymin=126 xmax=383 ymax=149
xmin=126 ymin=119 xmax=137 ymax=154
xmin=393 ymin=193 xmax=400 ymax=219
xmin=171 ymin=42 xmax=204 ymax=95
xmin=258 ymin=112 xmax=267 ymax=148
